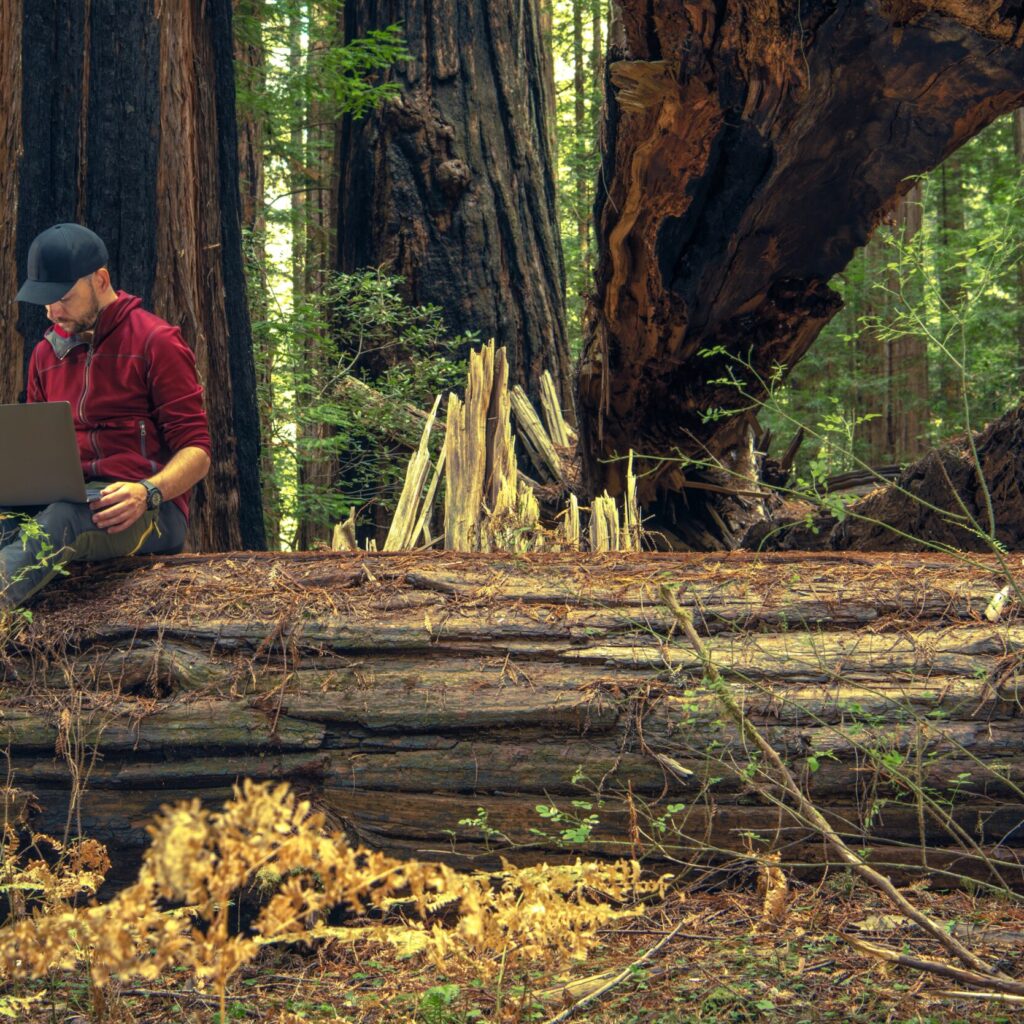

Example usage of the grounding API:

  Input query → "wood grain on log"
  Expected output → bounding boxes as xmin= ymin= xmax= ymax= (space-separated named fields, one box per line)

xmin=4 ymin=551 xmax=1024 ymax=888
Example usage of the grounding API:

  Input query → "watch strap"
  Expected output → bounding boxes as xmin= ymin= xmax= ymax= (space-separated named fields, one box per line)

xmin=141 ymin=479 xmax=163 ymax=509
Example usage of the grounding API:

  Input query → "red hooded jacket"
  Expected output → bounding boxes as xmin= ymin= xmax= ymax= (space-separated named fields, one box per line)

xmin=26 ymin=292 xmax=212 ymax=521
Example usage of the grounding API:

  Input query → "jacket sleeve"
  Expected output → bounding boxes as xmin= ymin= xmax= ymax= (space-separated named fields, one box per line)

xmin=144 ymin=325 xmax=213 ymax=457
xmin=26 ymin=345 xmax=45 ymax=403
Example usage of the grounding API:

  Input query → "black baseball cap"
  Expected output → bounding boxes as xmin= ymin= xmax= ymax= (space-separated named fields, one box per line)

xmin=16 ymin=223 xmax=109 ymax=305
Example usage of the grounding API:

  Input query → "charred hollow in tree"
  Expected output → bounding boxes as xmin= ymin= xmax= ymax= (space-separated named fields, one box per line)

xmin=578 ymin=1 xmax=1024 ymax=508
xmin=5 ymin=550 xmax=1024 ymax=891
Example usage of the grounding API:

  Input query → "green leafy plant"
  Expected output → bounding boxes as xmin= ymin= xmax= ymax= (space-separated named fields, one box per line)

xmin=252 ymin=269 xmax=469 ymax=547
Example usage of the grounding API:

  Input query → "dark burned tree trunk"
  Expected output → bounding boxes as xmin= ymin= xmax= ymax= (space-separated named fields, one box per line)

xmin=5 ymin=551 xmax=1024 ymax=889
xmin=578 ymin=1 xmax=1024 ymax=507
xmin=336 ymin=0 xmax=573 ymax=408
xmin=0 ymin=0 xmax=265 ymax=552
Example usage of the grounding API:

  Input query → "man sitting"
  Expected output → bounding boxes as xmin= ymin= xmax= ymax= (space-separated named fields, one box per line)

xmin=1 ymin=223 xmax=211 ymax=608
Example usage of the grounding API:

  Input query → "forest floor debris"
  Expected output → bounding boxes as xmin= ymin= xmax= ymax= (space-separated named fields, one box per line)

xmin=4 ymin=882 xmax=1024 ymax=1022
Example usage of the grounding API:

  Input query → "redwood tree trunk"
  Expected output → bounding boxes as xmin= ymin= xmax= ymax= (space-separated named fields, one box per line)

xmin=0 ymin=1 xmax=21 ymax=407
xmin=1 ymin=0 xmax=265 ymax=552
xmin=5 ymin=550 xmax=1024 ymax=889
xmin=578 ymin=1 xmax=1024 ymax=503
xmin=336 ymin=0 xmax=573 ymax=408
xmin=938 ymin=150 xmax=967 ymax=406
xmin=1015 ymin=108 xmax=1024 ymax=387
xmin=859 ymin=184 xmax=928 ymax=464
xmin=297 ymin=3 xmax=340 ymax=550
xmin=233 ymin=0 xmax=281 ymax=548
xmin=887 ymin=184 xmax=928 ymax=460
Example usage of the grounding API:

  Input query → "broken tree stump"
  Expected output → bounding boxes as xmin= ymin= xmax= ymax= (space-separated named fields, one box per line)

xmin=4 ymin=550 xmax=1024 ymax=889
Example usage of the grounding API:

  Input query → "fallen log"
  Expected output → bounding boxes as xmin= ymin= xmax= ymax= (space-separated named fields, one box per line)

xmin=745 ymin=404 xmax=1024 ymax=552
xmin=3 ymin=550 xmax=1024 ymax=888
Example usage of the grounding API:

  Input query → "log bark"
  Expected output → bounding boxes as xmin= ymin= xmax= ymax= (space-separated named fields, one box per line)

xmin=336 ymin=0 xmax=573 ymax=407
xmin=5 ymin=550 xmax=1024 ymax=889
xmin=1 ymin=0 xmax=264 ymax=552
xmin=578 ymin=1 xmax=1024 ymax=503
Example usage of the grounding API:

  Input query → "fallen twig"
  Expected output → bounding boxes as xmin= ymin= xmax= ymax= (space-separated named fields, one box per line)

xmin=844 ymin=935 xmax=1024 ymax=996
xmin=117 ymin=988 xmax=245 ymax=1006
xmin=539 ymin=918 xmax=688 ymax=1024
xmin=936 ymin=990 xmax=1024 ymax=1005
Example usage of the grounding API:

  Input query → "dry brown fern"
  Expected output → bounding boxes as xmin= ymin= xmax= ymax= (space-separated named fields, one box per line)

xmin=0 ymin=780 xmax=668 ymax=1020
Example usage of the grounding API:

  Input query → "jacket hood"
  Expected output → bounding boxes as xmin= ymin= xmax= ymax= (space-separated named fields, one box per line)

xmin=45 ymin=291 xmax=144 ymax=359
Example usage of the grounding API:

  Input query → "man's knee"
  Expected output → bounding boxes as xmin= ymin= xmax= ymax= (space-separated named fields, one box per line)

xmin=35 ymin=501 xmax=94 ymax=548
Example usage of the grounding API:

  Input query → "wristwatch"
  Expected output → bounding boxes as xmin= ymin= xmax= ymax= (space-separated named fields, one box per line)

xmin=141 ymin=479 xmax=163 ymax=511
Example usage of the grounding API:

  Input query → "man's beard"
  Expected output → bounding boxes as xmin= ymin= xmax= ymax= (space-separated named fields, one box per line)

xmin=54 ymin=285 xmax=102 ymax=336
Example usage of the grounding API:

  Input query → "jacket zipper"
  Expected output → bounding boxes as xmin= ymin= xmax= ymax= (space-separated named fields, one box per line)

xmin=78 ymin=343 xmax=100 ymax=467
xmin=139 ymin=420 xmax=157 ymax=472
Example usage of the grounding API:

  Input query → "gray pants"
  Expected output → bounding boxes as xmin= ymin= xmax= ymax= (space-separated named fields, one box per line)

xmin=0 ymin=496 xmax=186 ymax=608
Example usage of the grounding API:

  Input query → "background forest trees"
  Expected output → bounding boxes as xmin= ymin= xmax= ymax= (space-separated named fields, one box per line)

xmin=763 ymin=113 xmax=1024 ymax=478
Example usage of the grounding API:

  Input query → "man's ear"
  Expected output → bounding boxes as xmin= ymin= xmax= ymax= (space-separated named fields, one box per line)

xmin=93 ymin=267 xmax=113 ymax=294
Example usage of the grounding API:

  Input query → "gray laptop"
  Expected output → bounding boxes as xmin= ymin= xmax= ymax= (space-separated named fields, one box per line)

xmin=0 ymin=402 xmax=103 ymax=506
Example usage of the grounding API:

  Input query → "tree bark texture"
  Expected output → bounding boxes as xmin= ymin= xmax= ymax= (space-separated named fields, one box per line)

xmin=0 ymin=1 xmax=21 ymax=407
xmin=233 ymin=0 xmax=281 ymax=548
xmin=1015 ymin=108 xmax=1024 ymax=387
xmin=858 ymin=184 xmax=928 ymax=465
xmin=886 ymin=183 xmax=929 ymax=461
xmin=1 ymin=0 xmax=265 ymax=553
xmin=233 ymin=0 xmax=266 ymax=241
xmin=5 ymin=550 xmax=1024 ymax=889
xmin=297 ymin=6 xmax=340 ymax=551
xmin=336 ymin=0 xmax=574 ymax=408
xmin=578 ymin=1 xmax=1024 ymax=501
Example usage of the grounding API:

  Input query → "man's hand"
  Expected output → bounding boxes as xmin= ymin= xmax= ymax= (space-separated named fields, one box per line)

xmin=90 ymin=482 xmax=148 ymax=534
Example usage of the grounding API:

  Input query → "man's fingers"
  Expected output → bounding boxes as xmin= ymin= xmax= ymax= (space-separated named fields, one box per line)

xmin=88 ymin=481 xmax=146 ymax=533
xmin=92 ymin=501 xmax=144 ymax=532
xmin=91 ymin=487 xmax=130 ymax=510
xmin=92 ymin=498 xmax=130 ymax=518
